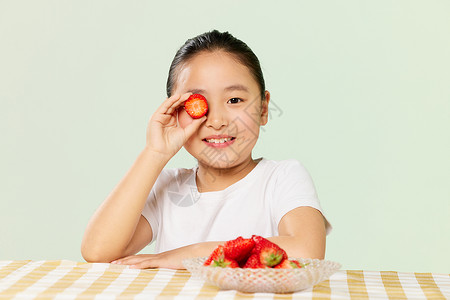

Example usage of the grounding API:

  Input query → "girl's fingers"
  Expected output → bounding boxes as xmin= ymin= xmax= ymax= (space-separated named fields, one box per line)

xmin=156 ymin=94 xmax=181 ymax=114
xmin=184 ymin=116 xmax=207 ymax=139
xmin=112 ymin=254 xmax=152 ymax=265
xmin=112 ymin=253 xmax=182 ymax=269
xmin=113 ymin=256 xmax=157 ymax=269
xmin=129 ymin=259 xmax=157 ymax=269
xmin=157 ymin=92 xmax=191 ymax=115
xmin=165 ymin=93 xmax=191 ymax=115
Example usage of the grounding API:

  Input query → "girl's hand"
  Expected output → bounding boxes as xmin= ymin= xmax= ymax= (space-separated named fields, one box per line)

xmin=110 ymin=241 xmax=220 ymax=270
xmin=145 ymin=93 xmax=206 ymax=159
xmin=111 ymin=250 xmax=187 ymax=270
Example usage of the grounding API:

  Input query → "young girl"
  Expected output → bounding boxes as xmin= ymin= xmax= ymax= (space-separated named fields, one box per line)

xmin=81 ymin=30 xmax=331 ymax=270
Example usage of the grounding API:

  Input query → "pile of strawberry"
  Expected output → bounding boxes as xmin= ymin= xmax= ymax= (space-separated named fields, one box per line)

xmin=203 ymin=235 xmax=303 ymax=269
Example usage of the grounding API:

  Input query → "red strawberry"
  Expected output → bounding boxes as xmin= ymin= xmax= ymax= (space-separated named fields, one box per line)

xmin=242 ymin=254 xmax=267 ymax=268
xmin=291 ymin=260 xmax=304 ymax=268
xmin=223 ymin=236 xmax=255 ymax=263
xmin=251 ymin=235 xmax=288 ymax=267
xmin=274 ymin=259 xmax=303 ymax=269
xmin=184 ymin=94 xmax=208 ymax=119
xmin=203 ymin=245 xmax=224 ymax=266
xmin=203 ymin=245 xmax=239 ymax=268
xmin=211 ymin=257 xmax=239 ymax=268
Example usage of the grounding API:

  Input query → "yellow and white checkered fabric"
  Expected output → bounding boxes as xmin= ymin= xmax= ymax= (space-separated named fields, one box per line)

xmin=0 ymin=260 xmax=448 ymax=299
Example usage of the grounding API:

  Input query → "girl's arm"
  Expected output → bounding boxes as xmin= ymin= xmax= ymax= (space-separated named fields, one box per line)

xmin=81 ymin=149 xmax=168 ymax=263
xmin=267 ymin=206 xmax=326 ymax=259
xmin=111 ymin=241 xmax=223 ymax=269
xmin=111 ymin=206 xmax=326 ymax=269
xmin=81 ymin=93 xmax=206 ymax=263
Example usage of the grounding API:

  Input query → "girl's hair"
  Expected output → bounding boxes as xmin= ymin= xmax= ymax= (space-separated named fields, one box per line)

xmin=166 ymin=30 xmax=266 ymax=100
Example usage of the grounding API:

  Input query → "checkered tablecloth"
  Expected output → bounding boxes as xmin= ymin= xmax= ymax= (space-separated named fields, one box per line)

xmin=0 ymin=260 xmax=448 ymax=299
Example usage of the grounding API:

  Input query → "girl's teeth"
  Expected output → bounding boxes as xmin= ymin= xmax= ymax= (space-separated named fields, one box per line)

xmin=206 ymin=137 xmax=232 ymax=143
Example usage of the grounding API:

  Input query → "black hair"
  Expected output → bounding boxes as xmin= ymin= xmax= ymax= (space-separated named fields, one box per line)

xmin=166 ymin=30 xmax=266 ymax=100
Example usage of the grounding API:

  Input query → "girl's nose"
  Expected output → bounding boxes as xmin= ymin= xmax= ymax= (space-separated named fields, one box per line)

xmin=205 ymin=104 xmax=227 ymax=130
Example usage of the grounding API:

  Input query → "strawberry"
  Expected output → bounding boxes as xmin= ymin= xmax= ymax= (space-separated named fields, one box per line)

xmin=223 ymin=236 xmax=255 ymax=263
xmin=184 ymin=94 xmax=208 ymax=119
xmin=203 ymin=245 xmax=239 ymax=268
xmin=251 ymin=235 xmax=288 ymax=267
xmin=274 ymin=259 xmax=303 ymax=269
xmin=211 ymin=257 xmax=239 ymax=268
xmin=204 ymin=245 xmax=224 ymax=266
xmin=242 ymin=254 xmax=267 ymax=268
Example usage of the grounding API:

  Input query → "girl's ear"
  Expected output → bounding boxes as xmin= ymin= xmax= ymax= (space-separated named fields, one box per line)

xmin=260 ymin=90 xmax=271 ymax=126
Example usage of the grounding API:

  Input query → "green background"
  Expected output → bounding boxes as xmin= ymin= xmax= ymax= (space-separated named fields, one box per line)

xmin=1 ymin=1 xmax=449 ymax=273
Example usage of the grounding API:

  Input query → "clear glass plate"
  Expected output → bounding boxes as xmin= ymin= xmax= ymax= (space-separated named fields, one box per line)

xmin=183 ymin=257 xmax=341 ymax=293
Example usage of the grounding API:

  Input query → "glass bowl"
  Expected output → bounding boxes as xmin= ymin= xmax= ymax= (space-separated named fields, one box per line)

xmin=183 ymin=257 xmax=341 ymax=293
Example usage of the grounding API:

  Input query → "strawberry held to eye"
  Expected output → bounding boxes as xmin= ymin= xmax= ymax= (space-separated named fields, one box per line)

xmin=184 ymin=93 xmax=208 ymax=119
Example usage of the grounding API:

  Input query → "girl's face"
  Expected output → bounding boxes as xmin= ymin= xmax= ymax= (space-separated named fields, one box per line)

xmin=174 ymin=51 xmax=270 ymax=169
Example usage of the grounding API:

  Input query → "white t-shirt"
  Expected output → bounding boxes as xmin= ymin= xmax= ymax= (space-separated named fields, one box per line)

xmin=142 ymin=158 xmax=331 ymax=253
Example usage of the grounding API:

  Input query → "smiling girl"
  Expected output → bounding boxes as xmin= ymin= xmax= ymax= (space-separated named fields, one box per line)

xmin=81 ymin=30 xmax=331 ymax=269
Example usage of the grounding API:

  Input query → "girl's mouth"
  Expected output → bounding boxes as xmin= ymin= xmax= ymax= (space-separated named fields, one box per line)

xmin=202 ymin=137 xmax=236 ymax=148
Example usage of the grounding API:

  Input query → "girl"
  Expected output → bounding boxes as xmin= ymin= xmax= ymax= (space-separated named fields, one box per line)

xmin=81 ymin=30 xmax=331 ymax=270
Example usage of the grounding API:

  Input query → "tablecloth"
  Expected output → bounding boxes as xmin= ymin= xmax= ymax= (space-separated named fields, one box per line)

xmin=0 ymin=260 xmax=448 ymax=299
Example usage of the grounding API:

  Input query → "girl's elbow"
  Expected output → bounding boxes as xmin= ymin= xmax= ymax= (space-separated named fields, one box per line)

xmin=81 ymin=242 xmax=115 ymax=263
xmin=311 ymin=252 xmax=325 ymax=260
xmin=291 ymin=239 xmax=326 ymax=260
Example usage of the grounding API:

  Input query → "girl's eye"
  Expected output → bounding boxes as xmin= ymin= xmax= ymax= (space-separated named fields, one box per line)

xmin=227 ymin=98 xmax=243 ymax=104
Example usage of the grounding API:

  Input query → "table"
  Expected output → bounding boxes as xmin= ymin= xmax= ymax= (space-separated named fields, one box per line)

xmin=0 ymin=260 xmax=448 ymax=299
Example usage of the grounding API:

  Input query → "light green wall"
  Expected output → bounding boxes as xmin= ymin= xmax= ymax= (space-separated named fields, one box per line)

xmin=1 ymin=1 xmax=449 ymax=273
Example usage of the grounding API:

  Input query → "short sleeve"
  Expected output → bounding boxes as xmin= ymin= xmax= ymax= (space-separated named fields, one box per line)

xmin=141 ymin=183 xmax=162 ymax=245
xmin=271 ymin=160 xmax=332 ymax=235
